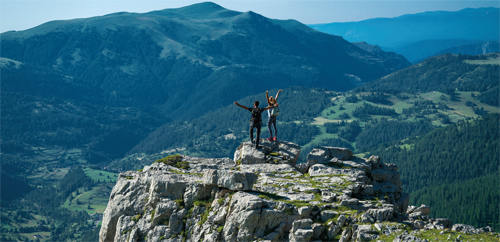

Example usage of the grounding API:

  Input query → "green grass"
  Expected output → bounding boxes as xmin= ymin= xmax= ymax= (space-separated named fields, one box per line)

xmin=27 ymin=168 xmax=69 ymax=180
xmin=464 ymin=57 xmax=500 ymax=65
xmin=60 ymin=183 xmax=113 ymax=214
xmin=18 ymin=231 xmax=51 ymax=242
xmin=378 ymin=229 xmax=500 ymax=242
xmin=153 ymin=154 xmax=189 ymax=169
xmin=300 ymin=91 xmax=500 ymax=153
xmin=84 ymin=168 xmax=119 ymax=183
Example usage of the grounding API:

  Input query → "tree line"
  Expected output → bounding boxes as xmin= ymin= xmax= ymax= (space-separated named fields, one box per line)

xmin=366 ymin=113 xmax=499 ymax=230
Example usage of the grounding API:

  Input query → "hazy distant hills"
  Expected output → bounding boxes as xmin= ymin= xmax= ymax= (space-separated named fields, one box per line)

xmin=1 ymin=2 xmax=408 ymax=121
xmin=309 ymin=7 xmax=499 ymax=63
xmin=433 ymin=41 xmax=500 ymax=57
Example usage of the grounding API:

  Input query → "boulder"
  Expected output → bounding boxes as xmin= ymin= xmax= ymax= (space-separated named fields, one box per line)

xmin=298 ymin=206 xmax=313 ymax=218
xmin=452 ymin=224 xmax=477 ymax=234
xmin=337 ymin=214 xmax=347 ymax=227
xmin=320 ymin=210 xmax=338 ymax=222
xmin=413 ymin=220 xmax=426 ymax=229
xmin=290 ymin=229 xmax=313 ymax=242
xmin=373 ymin=181 xmax=402 ymax=193
xmin=367 ymin=207 xmax=394 ymax=222
xmin=327 ymin=222 xmax=342 ymax=240
xmin=360 ymin=212 xmax=375 ymax=223
xmin=223 ymin=192 xmax=289 ymax=241
xmin=309 ymin=164 xmax=369 ymax=183
xmin=291 ymin=219 xmax=313 ymax=233
xmin=275 ymin=141 xmax=301 ymax=165
xmin=433 ymin=218 xmax=452 ymax=229
xmin=339 ymin=227 xmax=352 ymax=242
xmin=394 ymin=192 xmax=410 ymax=213
xmin=307 ymin=146 xmax=353 ymax=166
xmin=412 ymin=204 xmax=431 ymax=216
xmin=234 ymin=141 xmax=266 ymax=164
xmin=202 ymin=169 xmax=258 ymax=191
xmin=355 ymin=225 xmax=379 ymax=242
xmin=366 ymin=155 xmax=381 ymax=169
xmin=290 ymin=219 xmax=313 ymax=242
xmin=344 ymin=156 xmax=372 ymax=173
xmin=394 ymin=231 xmax=425 ymax=242
xmin=371 ymin=168 xmax=402 ymax=187
xmin=234 ymin=140 xmax=301 ymax=166
xmin=311 ymin=223 xmax=325 ymax=240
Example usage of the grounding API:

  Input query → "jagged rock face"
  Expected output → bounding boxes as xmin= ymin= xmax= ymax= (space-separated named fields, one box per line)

xmin=100 ymin=144 xmax=493 ymax=242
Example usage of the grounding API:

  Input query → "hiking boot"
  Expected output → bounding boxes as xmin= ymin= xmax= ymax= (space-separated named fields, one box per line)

xmin=267 ymin=137 xmax=273 ymax=141
xmin=273 ymin=137 xmax=277 ymax=141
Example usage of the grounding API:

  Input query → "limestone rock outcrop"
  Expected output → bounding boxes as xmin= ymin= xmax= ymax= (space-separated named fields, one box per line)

xmin=100 ymin=141 xmax=496 ymax=242
xmin=233 ymin=140 xmax=300 ymax=166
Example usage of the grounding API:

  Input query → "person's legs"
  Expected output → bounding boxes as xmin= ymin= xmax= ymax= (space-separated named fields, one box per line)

xmin=249 ymin=123 xmax=254 ymax=143
xmin=271 ymin=116 xmax=277 ymax=139
xmin=255 ymin=124 xmax=262 ymax=148
xmin=267 ymin=117 xmax=274 ymax=139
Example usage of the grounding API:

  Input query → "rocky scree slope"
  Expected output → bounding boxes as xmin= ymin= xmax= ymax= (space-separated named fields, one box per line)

xmin=100 ymin=140 xmax=496 ymax=241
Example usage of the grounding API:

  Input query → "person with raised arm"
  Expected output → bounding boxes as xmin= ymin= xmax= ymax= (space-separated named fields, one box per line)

xmin=266 ymin=89 xmax=282 ymax=141
xmin=234 ymin=100 xmax=278 ymax=149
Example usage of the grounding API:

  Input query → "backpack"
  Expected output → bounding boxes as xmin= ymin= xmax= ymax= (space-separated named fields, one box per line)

xmin=271 ymin=106 xmax=280 ymax=116
xmin=251 ymin=108 xmax=262 ymax=123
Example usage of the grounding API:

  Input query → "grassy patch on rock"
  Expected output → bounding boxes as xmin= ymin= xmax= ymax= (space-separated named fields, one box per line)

xmin=153 ymin=155 xmax=190 ymax=169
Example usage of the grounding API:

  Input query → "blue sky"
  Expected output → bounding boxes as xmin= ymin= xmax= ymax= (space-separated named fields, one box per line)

xmin=1 ymin=0 xmax=499 ymax=33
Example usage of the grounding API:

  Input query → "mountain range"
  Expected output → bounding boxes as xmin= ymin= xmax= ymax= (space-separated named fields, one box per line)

xmin=309 ymin=7 xmax=500 ymax=63
xmin=1 ymin=2 xmax=410 ymax=163
xmin=1 ymin=2 xmax=409 ymax=119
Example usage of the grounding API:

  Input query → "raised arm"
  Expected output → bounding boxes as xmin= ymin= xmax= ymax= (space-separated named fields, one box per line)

xmin=263 ymin=103 xmax=279 ymax=111
xmin=275 ymin=89 xmax=283 ymax=102
xmin=266 ymin=91 xmax=271 ymax=106
xmin=234 ymin=101 xmax=250 ymax=111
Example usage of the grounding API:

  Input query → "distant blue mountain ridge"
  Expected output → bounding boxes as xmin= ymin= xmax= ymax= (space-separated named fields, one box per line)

xmin=309 ymin=7 xmax=499 ymax=63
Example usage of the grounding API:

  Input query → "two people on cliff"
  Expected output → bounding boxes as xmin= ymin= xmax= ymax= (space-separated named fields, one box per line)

xmin=234 ymin=90 xmax=282 ymax=149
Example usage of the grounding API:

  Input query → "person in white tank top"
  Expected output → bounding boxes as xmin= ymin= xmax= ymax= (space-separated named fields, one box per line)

xmin=266 ymin=89 xmax=282 ymax=141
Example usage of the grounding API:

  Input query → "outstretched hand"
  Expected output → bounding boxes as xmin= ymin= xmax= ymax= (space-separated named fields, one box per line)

xmin=234 ymin=101 xmax=239 ymax=105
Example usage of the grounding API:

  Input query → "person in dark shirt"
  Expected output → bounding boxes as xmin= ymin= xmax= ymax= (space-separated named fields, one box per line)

xmin=234 ymin=101 xmax=278 ymax=149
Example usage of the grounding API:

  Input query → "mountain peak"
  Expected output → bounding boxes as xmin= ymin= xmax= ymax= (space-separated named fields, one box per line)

xmin=148 ymin=1 xmax=239 ymax=19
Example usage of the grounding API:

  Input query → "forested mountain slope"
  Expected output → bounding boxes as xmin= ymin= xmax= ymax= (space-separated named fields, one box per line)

xmin=360 ymin=53 xmax=499 ymax=106
xmin=411 ymin=172 xmax=499 ymax=230
xmin=128 ymin=87 xmax=332 ymax=159
xmin=1 ymin=57 xmax=168 ymax=163
xmin=366 ymin=114 xmax=499 ymax=230
xmin=125 ymin=84 xmax=499 ymax=166
xmin=0 ymin=2 xmax=408 ymax=122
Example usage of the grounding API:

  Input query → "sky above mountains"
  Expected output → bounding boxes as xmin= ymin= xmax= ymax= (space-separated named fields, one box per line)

xmin=1 ymin=0 xmax=499 ymax=33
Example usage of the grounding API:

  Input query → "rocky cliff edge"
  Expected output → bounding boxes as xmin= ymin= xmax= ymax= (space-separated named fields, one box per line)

xmin=100 ymin=140 xmax=496 ymax=242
